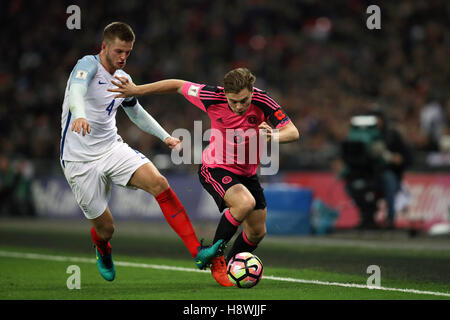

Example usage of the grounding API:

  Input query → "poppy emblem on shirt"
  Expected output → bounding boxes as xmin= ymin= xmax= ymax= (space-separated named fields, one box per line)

xmin=222 ymin=176 xmax=232 ymax=184
xmin=188 ymin=85 xmax=200 ymax=97
xmin=75 ymin=70 xmax=88 ymax=80
xmin=274 ymin=110 xmax=286 ymax=121
xmin=247 ymin=115 xmax=258 ymax=125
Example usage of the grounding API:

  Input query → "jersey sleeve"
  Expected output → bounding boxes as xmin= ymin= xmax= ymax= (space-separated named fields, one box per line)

xmin=268 ymin=107 xmax=291 ymax=128
xmin=252 ymin=89 xmax=291 ymax=128
xmin=182 ymin=82 xmax=227 ymax=111
xmin=69 ymin=55 xmax=98 ymax=88
xmin=121 ymin=97 xmax=139 ymax=108
xmin=181 ymin=81 xmax=208 ymax=112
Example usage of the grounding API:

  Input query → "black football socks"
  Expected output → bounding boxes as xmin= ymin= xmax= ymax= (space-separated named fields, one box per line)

xmin=213 ymin=208 xmax=241 ymax=245
xmin=226 ymin=230 xmax=258 ymax=262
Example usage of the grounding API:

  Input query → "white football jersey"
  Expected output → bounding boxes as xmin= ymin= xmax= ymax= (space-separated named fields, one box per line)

xmin=60 ymin=55 xmax=132 ymax=163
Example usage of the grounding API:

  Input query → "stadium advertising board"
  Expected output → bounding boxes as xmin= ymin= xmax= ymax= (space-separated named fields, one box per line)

xmin=284 ymin=172 xmax=450 ymax=231
xmin=30 ymin=174 xmax=219 ymax=221
xmin=30 ymin=172 xmax=449 ymax=232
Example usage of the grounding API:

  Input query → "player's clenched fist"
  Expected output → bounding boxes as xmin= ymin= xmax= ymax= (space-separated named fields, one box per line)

xmin=258 ymin=121 xmax=273 ymax=141
xmin=164 ymin=136 xmax=182 ymax=151
xmin=72 ymin=118 xmax=91 ymax=136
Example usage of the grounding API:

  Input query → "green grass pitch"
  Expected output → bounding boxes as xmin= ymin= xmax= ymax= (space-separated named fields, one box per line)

xmin=0 ymin=219 xmax=449 ymax=301
xmin=1 ymin=248 xmax=449 ymax=300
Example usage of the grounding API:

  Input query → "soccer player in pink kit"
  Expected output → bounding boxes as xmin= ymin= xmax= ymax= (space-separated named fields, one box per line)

xmin=109 ymin=68 xmax=299 ymax=286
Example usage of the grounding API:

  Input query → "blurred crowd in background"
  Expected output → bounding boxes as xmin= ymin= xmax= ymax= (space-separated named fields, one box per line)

xmin=0 ymin=0 xmax=449 ymax=211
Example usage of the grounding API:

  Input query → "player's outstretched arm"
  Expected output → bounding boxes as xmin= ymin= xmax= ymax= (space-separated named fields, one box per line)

xmin=121 ymin=98 xmax=174 ymax=143
xmin=109 ymin=76 xmax=186 ymax=98
xmin=122 ymin=100 xmax=182 ymax=150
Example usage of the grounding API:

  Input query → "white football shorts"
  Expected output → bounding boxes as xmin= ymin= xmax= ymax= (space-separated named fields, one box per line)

xmin=61 ymin=141 xmax=150 ymax=219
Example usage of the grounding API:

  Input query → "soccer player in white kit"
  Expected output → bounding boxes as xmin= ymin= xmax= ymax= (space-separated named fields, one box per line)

xmin=60 ymin=22 xmax=224 ymax=281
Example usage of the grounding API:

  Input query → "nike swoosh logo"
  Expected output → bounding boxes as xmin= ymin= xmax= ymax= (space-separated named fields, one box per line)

xmin=248 ymin=265 xmax=259 ymax=271
xmin=171 ymin=209 xmax=183 ymax=219
xmin=98 ymin=81 xmax=107 ymax=85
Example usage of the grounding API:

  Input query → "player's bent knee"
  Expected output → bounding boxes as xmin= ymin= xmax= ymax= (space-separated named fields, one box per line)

xmin=150 ymin=175 xmax=169 ymax=196
xmin=98 ymin=224 xmax=115 ymax=241
xmin=155 ymin=174 xmax=169 ymax=189
xmin=231 ymin=198 xmax=256 ymax=220
xmin=238 ymin=196 xmax=256 ymax=214
xmin=143 ymin=174 xmax=169 ymax=196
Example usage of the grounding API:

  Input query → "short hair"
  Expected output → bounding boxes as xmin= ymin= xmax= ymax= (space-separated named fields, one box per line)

xmin=223 ymin=68 xmax=256 ymax=93
xmin=103 ymin=22 xmax=135 ymax=43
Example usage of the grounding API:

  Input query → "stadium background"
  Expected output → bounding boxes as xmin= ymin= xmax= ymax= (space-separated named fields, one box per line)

xmin=0 ymin=0 xmax=449 ymax=301
xmin=1 ymin=0 xmax=448 ymax=227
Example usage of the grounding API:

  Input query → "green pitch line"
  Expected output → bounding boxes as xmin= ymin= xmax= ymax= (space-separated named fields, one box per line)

xmin=1 ymin=249 xmax=449 ymax=299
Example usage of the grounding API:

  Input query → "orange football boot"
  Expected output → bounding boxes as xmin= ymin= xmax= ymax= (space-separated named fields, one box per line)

xmin=210 ymin=255 xmax=234 ymax=287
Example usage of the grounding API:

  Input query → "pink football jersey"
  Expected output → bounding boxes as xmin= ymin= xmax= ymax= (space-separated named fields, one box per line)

xmin=182 ymin=81 xmax=290 ymax=176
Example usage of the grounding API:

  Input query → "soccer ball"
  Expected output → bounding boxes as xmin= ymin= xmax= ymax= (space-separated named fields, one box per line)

xmin=227 ymin=252 xmax=263 ymax=288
